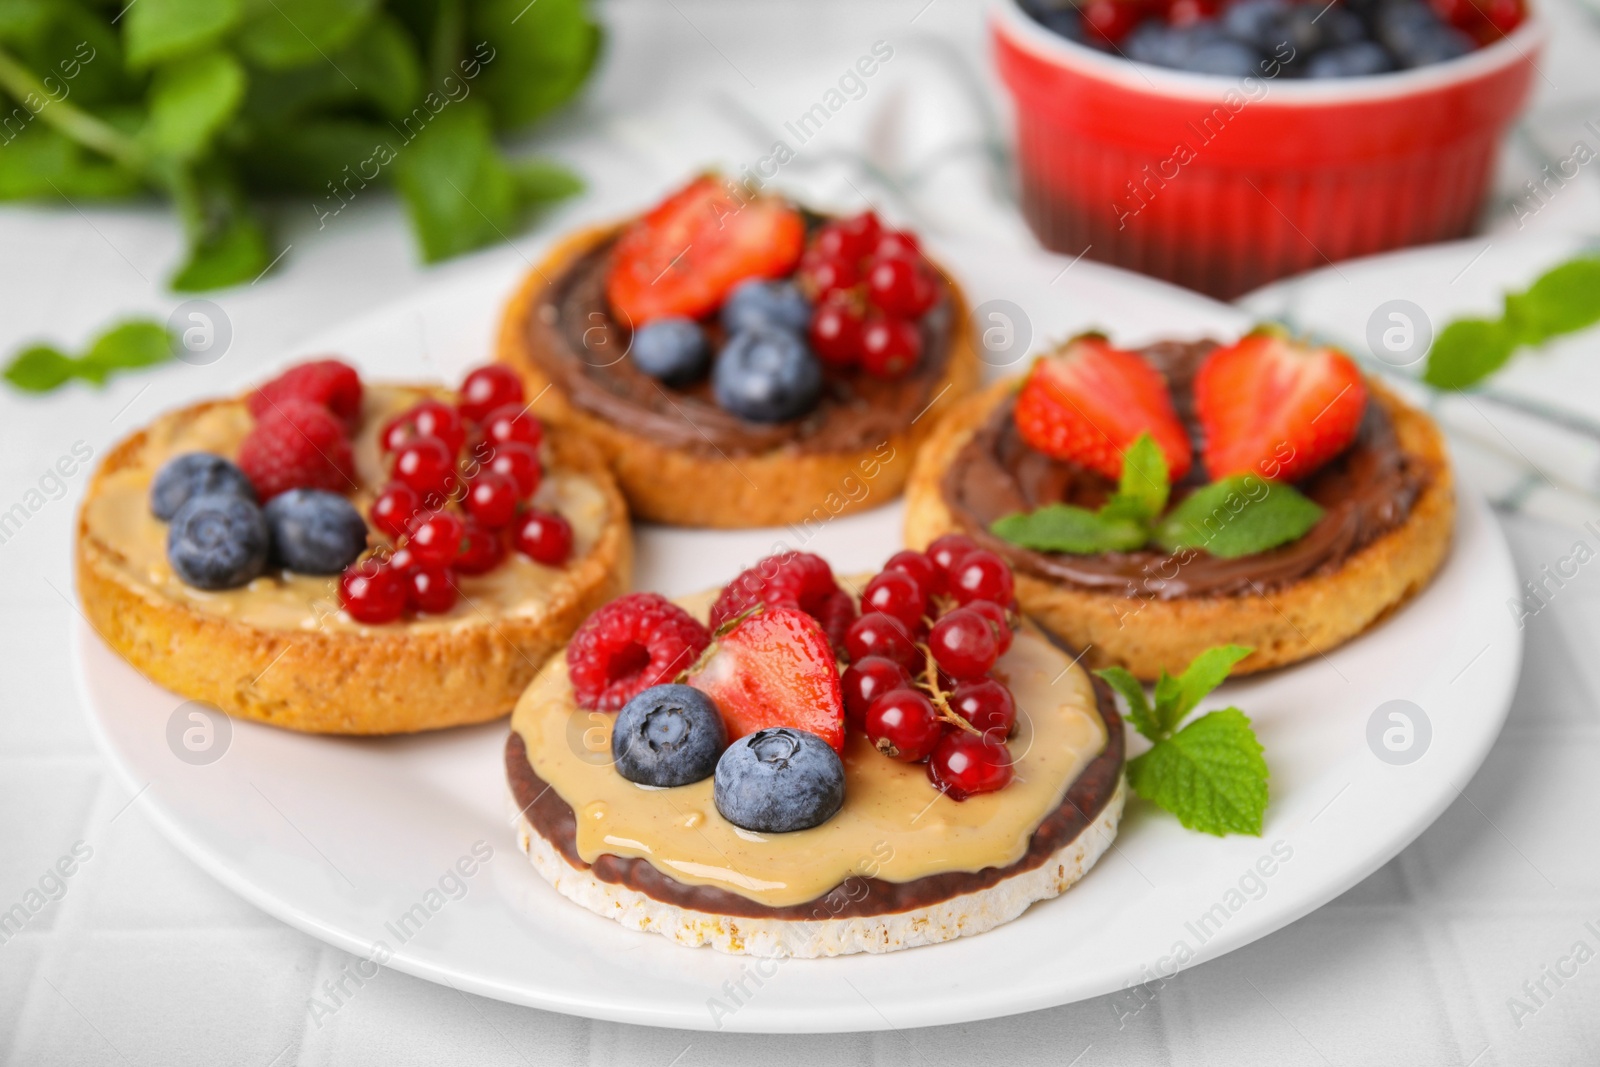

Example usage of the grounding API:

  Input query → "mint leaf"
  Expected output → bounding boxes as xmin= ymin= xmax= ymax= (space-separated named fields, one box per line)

xmin=3 ymin=345 xmax=75 ymax=392
xmin=1157 ymin=643 xmax=1253 ymax=731
xmin=1155 ymin=475 xmax=1323 ymax=559
xmin=513 ymin=158 xmax=584 ymax=203
xmin=124 ymin=0 xmax=242 ymax=68
xmin=170 ymin=166 xmax=270 ymax=291
xmin=1103 ymin=432 xmax=1169 ymax=524
xmin=1503 ymin=257 xmax=1600 ymax=346
xmin=0 ymin=126 xmax=142 ymax=200
xmin=1094 ymin=666 xmax=1159 ymax=742
xmin=1128 ymin=708 xmax=1267 ymax=836
xmin=83 ymin=321 xmax=172 ymax=374
xmin=1422 ymin=317 xmax=1519 ymax=390
xmin=991 ymin=504 xmax=1149 ymax=555
xmin=394 ymin=101 xmax=522 ymax=262
xmin=470 ymin=0 xmax=601 ymax=130
xmin=234 ymin=0 xmax=377 ymax=70
xmin=143 ymin=51 xmax=246 ymax=162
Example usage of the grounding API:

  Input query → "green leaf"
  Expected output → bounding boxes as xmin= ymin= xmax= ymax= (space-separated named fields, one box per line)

xmin=237 ymin=119 xmax=395 ymax=195
xmin=468 ymin=0 xmax=600 ymax=130
xmin=82 ymin=320 xmax=173 ymax=374
xmin=1103 ymin=432 xmax=1169 ymax=524
xmin=1422 ymin=316 xmax=1519 ymax=391
xmin=143 ymin=51 xmax=246 ymax=161
xmin=1128 ymin=708 xmax=1268 ymax=836
xmin=1155 ymin=644 xmax=1253 ymax=732
xmin=124 ymin=0 xmax=242 ymax=68
xmin=1094 ymin=666 xmax=1159 ymax=742
xmin=3 ymin=344 xmax=74 ymax=391
xmin=1154 ymin=475 xmax=1324 ymax=559
xmin=513 ymin=157 xmax=583 ymax=202
xmin=393 ymin=99 xmax=519 ymax=262
xmin=991 ymin=504 xmax=1149 ymax=555
xmin=1502 ymin=257 xmax=1600 ymax=346
xmin=234 ymin=0 xmax=378 ymax=70
xmin=170 ymin=165 xmax=271 ymax=290
xmin=0 ymin=0 xmax=53 ymax=48
xmin=0 ymin=125 xmax=143 ymax=200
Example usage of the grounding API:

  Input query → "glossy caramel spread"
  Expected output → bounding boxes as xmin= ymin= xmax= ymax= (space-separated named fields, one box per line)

xmin=509 ymin=587 xmax=1120 ymax=912
xmin=523 ymin=234 xmax=958 ymax=457
xmin=942 ymin=342 xmax=1430 ymax=599
xmin=81 ymin=385 xmax=611 ymax=632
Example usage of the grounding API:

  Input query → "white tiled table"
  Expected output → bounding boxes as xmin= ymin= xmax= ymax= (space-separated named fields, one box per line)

xmin=5 ymin=1 xmax=1600 ymax=1063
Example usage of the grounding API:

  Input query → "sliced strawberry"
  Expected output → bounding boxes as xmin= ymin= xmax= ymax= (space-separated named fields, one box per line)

xmin=1014 ymin=335 xmax=1192 ymax=482
xmin=606 ymin=176 xmax=805 ymax=326
xmin=687 ymin=607 xmax=845 ymax=753
xmin=1194 ymin=332 xmax=1367 ymax=483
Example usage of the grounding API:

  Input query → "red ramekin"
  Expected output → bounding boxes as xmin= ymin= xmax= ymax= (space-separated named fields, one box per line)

xmin=992 ymin=1 xmax=1545 ymax=298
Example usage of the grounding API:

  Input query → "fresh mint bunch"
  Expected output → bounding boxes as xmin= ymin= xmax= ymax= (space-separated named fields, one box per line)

xmin=0 ymin=0 xmax=599 ymax=290
xmin=1424 ymin=256 xmax=1600 ymax=390
xmin=1096 ymin=645 xmax=1268 ymax=836
xmin=4 ymin=320 xmax=171 ymax=392
xmin=990 ymin=433 xmax=1324 ymax=560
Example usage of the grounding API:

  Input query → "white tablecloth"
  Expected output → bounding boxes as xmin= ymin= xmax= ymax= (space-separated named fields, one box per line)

xmin=5 ymin=1 xmax=1600 ymax=1063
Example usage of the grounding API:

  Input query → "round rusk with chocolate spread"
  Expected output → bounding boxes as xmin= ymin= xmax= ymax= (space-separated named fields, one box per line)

xmin=904 ymin=346 xmax=1455 ymax=681
xmin=75 ymin=385 xmax=631 ymax=735
xmin=495 ymin=225 xmax=980 ymax=529
xmin=507 ymin=585 xmax=1124 ymax=957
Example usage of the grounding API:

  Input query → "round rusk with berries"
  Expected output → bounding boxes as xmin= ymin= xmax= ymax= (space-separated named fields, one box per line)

xmin=506 ymin=549 xmax=1125 ymax=958
xmin=904 ymin=329 xmax=1455 ymax=681
xmin=496 ymin=175 xmax=979 ymax=528
xmin=75 ymin=359 xmax=630 ymax=735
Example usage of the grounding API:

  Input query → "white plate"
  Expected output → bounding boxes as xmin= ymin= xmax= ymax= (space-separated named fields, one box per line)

xmin=76 ymin=240 xmax=1522 ymax=1033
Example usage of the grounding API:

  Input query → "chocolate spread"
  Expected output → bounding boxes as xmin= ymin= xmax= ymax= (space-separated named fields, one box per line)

xmin=941 ymin=342 xmax=1430 ymax=599
xmin=506 ymin=677 xmax=1124 ymax=920
xmin=524 ymin=236 xmax=957 ymax=458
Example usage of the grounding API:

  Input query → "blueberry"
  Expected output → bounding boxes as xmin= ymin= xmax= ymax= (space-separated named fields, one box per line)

xmin=1377 ymin=3 xmax=1472 ymax=66
xmin=150 ymin=453 xmax=255 ymax=521
xmin=631 ymin=318 xmax=711 ymax=386
xmin=1181 ymin=38 xmax=1264 ymax=76
xmin=612 ymin=684 xmax=727 ymax=787
xmin=167 ymin=493 xmax=270 ymax=590
xmin=712 ymin=329 xmax=823 ymax=423
xmin=720 ymin=280 xmax=812 ymax=336
xmin=1027 ymin=3 xmax=1086 ymax=42
xmin=713 ymin=728 xmax=845 ymax=833
xmin=1307 ymin=41 xmax=1396 ymax=76
xmin=1275 ymin=3 xmax=1365 ymax=54
xmin=263 ymin=489 xmax=368 ymax=575
xmin=1223 ymin=0 xmax=1292 ymax=49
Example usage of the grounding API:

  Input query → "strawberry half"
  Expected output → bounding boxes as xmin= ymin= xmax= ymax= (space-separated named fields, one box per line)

xmin=1194 ymin=332 xmax=1367 ymax=484
xmin=1013 ymin=335 xmax=1192 ymax=482
xmin=605 ymin=176 xmax=806 ymax=326
xmin=687 ymin=607 xmax=845 ymax=753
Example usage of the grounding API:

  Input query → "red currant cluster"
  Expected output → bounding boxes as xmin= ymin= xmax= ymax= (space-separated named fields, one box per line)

xmin=337 ymin=364 xmax=575 ymax=624
xmin=800 ymin=211 xmax=941 ymax=380
xmin=1431 ymin=0 xmax=1524 ymax=42
xmin=1079 ymin=0 xmax=1218 ymax=45
xmin=840 ymin=534 xmax=1021 ymax=801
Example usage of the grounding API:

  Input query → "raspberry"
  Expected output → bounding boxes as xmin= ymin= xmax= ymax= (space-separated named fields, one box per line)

xmin=709 ymin=551 xmax=857 ymax=650
xmin=248 ymin=359 xmax=363 ymax=430
xmin=566 ymin=593 xmax=712 ymax=711
xmin=237 ymin=398 xmax=355 ymax=501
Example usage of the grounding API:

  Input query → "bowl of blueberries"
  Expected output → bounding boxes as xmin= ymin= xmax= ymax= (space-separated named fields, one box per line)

xmin=993 ymin=0 xmax=1543 ymax=298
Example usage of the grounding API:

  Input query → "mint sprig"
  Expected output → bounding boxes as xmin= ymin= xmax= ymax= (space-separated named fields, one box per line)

xmin=1096 ymin=645 xmax=1267 ymax=836
xmin=1424 ymin=255 xmax=1600 ymax=390
xmin=4 ymin=320 xmax=172 ymax=393
xmin=990 ymin=434 xmax=1324 ymax=560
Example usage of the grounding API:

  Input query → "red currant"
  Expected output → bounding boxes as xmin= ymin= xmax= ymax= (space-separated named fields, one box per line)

xmin=339 ymin=560 xmax=406 ymax=623
xmin=485 ymin=441 xmax=542 ymax=498
xmin=408 ymin=565 xmax=458 ymax=614
xmin=384 ymin=545 xmax=422 ymax=575
xmin=883 ymin=550 xmax=937 ymax=599
xmin=1082 ymin=0 xmax=1144 ymax=44
xmin=965 ymin=599 xmax=1015 ymax=656
xmin=948 ymin=549 xmax=1015 ymax=607
xmin=459 ymin=364 xmax=525 ymax=423
xmin=926 ymin=533 xmax=978 ymax=591
xmin=800 ymin=251 xmax=860 ymax=296
xmin=465 ymin=470 xmax=519 ymax=529
xmin=927 ymin=731 xmax=1013 ymax=800
xmin=514 ymin=510 xmax=572 ymax=565
xmin=929 ymin=608 xmax=999 ymax=680
xmin=873 ymin=231 xmax=921 ymax=260
xmin=454 ymin=520 xmax=506 ymax=575
xmin=861 ymin=570 xmax=928 ymax=631
xmin=865 ymin=688 xmax=946 ymax=762
xmin=407 ymin=510 xmax=465 ymax=568
xmin=844 ymin=612 xmax=921 ymax=672
xmin=814 ymin=212 xmax=881 ymax=260
xmin=841 ymin=655 xmax=912 ymax=728
xmin=1162 ymin=0 xmax=1217 ymax=26
xmin=407 ymin=399 xmax=466 ymax=456
xmin=859 ymin=317 xmax=922 ymax=379
xmin=370 ymin=482 xmax=421 ymax=541
xmin=809 ymin=299 xmax=864 ymax=369
xmin=482 ymin=404 xmax=543 ymax=450
xmin=391 ymin=436 xmax=459 ymax=500
xmin=950 ymin=678 xmax=1016 ymax=742
xmin=864 ymin=256 xmax=936 ymax=318
xmin=380 ymin=413 xmax=417 ymax=454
